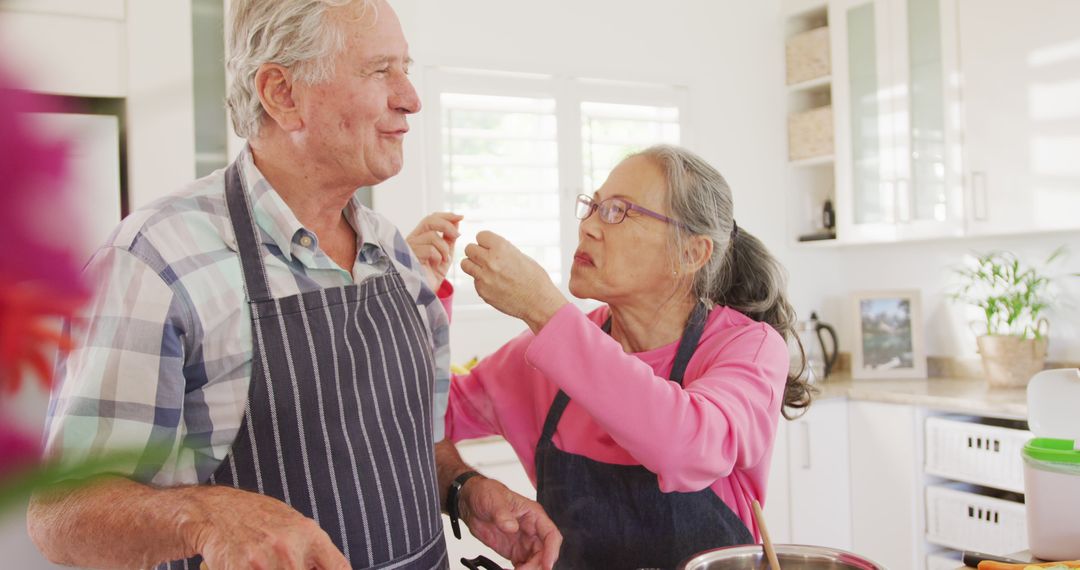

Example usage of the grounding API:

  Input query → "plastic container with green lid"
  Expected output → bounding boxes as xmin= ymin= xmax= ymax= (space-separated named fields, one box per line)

xmin=1023 ymin=368 xmax=1080 ymax=560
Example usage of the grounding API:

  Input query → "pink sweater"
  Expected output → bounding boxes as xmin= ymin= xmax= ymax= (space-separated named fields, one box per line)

xmin=444 ymin=302 xmax=790 ymax=539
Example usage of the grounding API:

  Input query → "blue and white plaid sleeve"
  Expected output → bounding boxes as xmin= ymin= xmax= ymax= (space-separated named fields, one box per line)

xmin=44 ymin=245 xmax=192 ymax=484
xmin=389 ymin=229 xmax=451 ymax=443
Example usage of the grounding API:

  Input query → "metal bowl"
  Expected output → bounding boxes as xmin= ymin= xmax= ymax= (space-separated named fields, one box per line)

xmin=677 ymin=544 xmax=887 ymax=570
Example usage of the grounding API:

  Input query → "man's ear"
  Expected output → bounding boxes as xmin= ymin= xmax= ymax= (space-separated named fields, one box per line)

xmin=254 ymin=63 xmax=303 ymax=132
xmin=685 ymin=234 xmax=714 ymax=273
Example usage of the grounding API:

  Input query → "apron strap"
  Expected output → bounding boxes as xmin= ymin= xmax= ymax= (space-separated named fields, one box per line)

xmin=539 ymin=301 xmax=711 ymax=445
xmin=223 ymin=160 xmax=273 ymax=303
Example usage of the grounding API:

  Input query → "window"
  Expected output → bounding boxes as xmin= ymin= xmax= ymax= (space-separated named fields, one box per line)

xmin=440 ymin=93 xmax=563 ymax=290
xmin=429 ymin=71 xmax=687 ymax=302
xmin=581 ymin=102 xmax=681 ymax=193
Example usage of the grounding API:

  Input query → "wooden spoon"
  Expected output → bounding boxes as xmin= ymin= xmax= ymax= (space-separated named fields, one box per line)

xmin=752 ymin=499 xmax=782 ymax=570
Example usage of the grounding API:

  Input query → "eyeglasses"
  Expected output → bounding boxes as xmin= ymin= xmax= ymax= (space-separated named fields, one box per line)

xmin=575 ymin=194 xmax=684 ymax=229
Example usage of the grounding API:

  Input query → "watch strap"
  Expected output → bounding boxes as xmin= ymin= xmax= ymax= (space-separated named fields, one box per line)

xmin=447 ymin=470 xmax=482 ymax=539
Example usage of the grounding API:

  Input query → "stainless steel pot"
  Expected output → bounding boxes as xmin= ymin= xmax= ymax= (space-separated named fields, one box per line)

xmin=677 ymin=544 xmax=887 ymax=570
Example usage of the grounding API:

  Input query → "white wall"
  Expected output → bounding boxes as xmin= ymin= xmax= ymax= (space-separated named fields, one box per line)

xmin=820 ymin=232 xmax=1080 ymax=363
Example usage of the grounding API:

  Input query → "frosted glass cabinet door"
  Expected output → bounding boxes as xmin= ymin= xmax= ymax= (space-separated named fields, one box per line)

xmin=892 ymin=0 xmax=965 ymax=240
xmin=959 ymin=0 xmax=1080 ymax=236
xmin=831 ymin=0 xmax=963 ymax=242
xmin=831 ymin=0 xmax=900 ymax=242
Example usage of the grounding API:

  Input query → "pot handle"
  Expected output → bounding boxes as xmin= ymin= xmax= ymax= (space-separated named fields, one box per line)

xmin=461 ymin=555 xmax=506 ymax=570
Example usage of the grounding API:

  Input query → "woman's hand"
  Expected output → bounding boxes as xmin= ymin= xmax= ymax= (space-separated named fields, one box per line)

xmin=460 ymin=231 xmax=568 ymax=333
xmin=406 ymin=212 xmax=463 ymax=291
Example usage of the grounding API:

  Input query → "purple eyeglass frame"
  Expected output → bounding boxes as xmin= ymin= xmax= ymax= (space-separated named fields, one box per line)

xmin=575 ymin=194 xmax=685 ymax=229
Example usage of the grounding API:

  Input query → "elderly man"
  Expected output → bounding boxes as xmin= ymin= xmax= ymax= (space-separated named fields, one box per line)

xmin=27 ymin=1 xmax=560 ymax=569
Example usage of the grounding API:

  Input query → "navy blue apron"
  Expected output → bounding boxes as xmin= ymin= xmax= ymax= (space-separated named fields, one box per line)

xmin=535 ymin=303 xmax=754 ymax=569
xmin=163 ymin=162 xmax=448 ymax=569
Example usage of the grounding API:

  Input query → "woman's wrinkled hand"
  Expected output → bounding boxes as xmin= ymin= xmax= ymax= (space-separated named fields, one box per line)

xmin=460 ymin=231 xmax=567 ymax=332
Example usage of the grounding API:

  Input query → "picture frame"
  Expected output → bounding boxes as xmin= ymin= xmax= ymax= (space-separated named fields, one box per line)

xmin=851 ymin=290 xmax=926 ymax=379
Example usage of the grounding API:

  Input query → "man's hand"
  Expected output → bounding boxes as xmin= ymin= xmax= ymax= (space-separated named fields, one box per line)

xmin=185 ymin=486 xmax=349 ymax=570
xmin=407 ymin=212 xmax=463 ymax=291
xmin=459 ymin=477 xmax=562 ymax=570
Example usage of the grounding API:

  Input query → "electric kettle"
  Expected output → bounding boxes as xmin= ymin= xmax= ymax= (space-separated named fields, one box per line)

xmin=793 ymin=311 xmax=839 ymax=382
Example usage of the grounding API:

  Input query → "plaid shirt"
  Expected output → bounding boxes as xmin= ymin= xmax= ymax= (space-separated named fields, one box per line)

xmin=44 ymin=147 xmax=450 ymax=486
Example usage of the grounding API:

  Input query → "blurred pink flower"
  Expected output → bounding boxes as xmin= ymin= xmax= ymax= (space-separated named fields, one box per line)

xmin=0 ymin=70 xmax=86 ymax=291
xmin=0 ymin=69 xmax=88 ymax=393
xmin=0 ymin=418 xmax=38 ymax=479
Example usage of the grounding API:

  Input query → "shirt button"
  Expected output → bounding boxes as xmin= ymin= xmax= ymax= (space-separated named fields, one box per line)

xmin=299 ymin=235 xmax=314 ymax=248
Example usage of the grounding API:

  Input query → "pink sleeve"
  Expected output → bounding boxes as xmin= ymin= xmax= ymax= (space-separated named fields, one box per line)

xmin=436 ymin=280 xmax=453 ymax=321
xmin=524 ymin=304 xmax=788 ymax=493
xmin=444 ymin=329 xmax=535 ymax=442
xmin=445 ymin=369 xmax=500 ymax=441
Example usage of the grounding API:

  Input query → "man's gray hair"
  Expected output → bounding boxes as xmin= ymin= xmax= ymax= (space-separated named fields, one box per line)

xmin=226 ymin=0 xmax=376 ymax=139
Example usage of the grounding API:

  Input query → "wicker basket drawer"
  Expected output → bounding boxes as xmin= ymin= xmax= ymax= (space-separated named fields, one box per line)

xmin=925 ymin=485 xmax=1028 ymax=555
xmin=786 ymin=26 xmax=831 ymax=85
xmin=787 ymin=105 xmax=833 ymax=161
xmin=925 ymin=416 xmax=1031 ymax=493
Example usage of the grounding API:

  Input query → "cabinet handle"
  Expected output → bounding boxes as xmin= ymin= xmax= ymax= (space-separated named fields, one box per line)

xmin=801 ymin=422 xmax=812 ymax=470
xmin=971 ymin=171 xmax=989 ymax=221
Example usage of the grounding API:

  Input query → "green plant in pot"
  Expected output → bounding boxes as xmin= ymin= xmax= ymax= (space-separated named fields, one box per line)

xmin=950 ymin=248 xmax=1078 ymax=388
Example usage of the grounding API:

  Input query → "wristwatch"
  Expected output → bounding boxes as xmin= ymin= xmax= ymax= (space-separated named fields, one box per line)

xmin=446 ymin=470 xmax=483 ymax=539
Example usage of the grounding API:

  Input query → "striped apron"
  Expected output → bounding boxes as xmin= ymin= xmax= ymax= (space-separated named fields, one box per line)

xmin=163 ymin=162 xmax=448 ymax=569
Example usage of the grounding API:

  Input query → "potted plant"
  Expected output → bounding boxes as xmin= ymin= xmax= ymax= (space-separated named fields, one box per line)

xmin=950 ymin=248 xmax=1078 ymax=388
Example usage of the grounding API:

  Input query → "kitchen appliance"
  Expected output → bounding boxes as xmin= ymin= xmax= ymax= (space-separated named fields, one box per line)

xmin=1024 ymin=368 xmax=1080 ymax=560
xmin=677 ymin=544 xmax=886 ymax=570
xmin=793 ymin=312 xmax=839 ymax=382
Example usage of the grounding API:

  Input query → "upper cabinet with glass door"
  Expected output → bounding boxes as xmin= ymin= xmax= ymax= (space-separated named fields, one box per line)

xmin=830 ymin=0 xmax=964 ymax=243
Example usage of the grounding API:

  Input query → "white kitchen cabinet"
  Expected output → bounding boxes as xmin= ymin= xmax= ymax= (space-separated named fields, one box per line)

xmin=829 ymin=0 xmax=964 ymax=243
xmin=957 ymin=0 xmax=1080 ymax=236
xmin=28 ymin=113 xmax=123 ymax=265
xmin=763 ymin=417 xmax=792 ymax=543
xmin=788 ymin=398 xmax=853 ymax=550
xmin=849 ymin=401 xmax=922 ymax=570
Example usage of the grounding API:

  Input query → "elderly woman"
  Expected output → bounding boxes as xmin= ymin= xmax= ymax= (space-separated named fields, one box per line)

xmin=449 ymin=145 xmax=811 ymax=569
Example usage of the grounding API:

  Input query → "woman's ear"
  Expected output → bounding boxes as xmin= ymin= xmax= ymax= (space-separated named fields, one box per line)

xmin=684 ymin=234 xmax=714 ymax=273
xmin=254 ymin=63 xmax=303 ymax=133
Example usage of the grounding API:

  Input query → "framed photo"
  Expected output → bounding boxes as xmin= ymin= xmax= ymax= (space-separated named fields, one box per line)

xmin=851 ymin=290 xmax=926 ymax=379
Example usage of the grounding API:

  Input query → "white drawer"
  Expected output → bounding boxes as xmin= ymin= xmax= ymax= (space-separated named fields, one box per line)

xmin=925 ymin=416 xmax=1031 ymax=493
xmin=925 ymin=484 xmax=1028 ymax=556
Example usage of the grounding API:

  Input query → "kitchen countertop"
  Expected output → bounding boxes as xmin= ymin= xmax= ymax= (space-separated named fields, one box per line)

xmin=814 ymin=375 xmax=1029 ymax=420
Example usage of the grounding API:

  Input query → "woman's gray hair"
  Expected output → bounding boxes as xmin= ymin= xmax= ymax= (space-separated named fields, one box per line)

xmin=632 ymin=144 xmax=813 ymax=418
xmin=226 ymin=0 xmax=376 ymax=139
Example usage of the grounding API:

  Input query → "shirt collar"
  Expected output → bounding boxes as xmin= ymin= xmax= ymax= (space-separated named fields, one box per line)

xmin=233 ymin=146 xmax=382 ymax=265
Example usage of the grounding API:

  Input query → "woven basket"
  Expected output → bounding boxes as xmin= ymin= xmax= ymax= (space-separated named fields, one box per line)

xmin=976 ymin=335 xmax=1048 ymax=388
xmin=788 ymin=105 xmax=834 ymax=160
xmin=786 ymin=26 xmax=831 ymax=85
